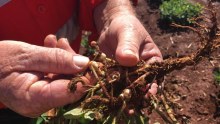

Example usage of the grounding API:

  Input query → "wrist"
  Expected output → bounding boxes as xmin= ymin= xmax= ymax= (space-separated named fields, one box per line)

xmin=94 ymin=0 xmax=136 ymax=33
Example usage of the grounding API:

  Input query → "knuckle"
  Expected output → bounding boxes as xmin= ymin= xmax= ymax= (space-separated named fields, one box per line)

xmin=53 ymin=48 xmax=67 ymax=70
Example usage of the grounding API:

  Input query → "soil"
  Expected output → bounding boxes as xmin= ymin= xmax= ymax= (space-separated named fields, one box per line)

xmin=135 ymin=0 xmax=220 ymax=123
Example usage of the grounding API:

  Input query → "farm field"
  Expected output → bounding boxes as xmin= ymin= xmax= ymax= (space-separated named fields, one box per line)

xmin=136 ymin=0 xmax=220 ymax=123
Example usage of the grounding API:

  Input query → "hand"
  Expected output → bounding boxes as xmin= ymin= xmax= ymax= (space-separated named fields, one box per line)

xmin=94 ymin=0 xmax=162 ymax=96
xmin=98 ymin=15 xmax=162 ymax=66
xmin=0 ymin=35 xmax=91 ymax=117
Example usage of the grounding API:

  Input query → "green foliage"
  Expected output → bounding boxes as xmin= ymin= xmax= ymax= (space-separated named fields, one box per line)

xmin=214 ymin=68 xmax=220 ymax=84
xmin=159 ymin=0 xmax=203 ymax=25
xmin=80 ymin=31 xmax=95 ymax=56
xmin=29 ymin=113 xmax=48 ymax=124
xmin=64 ymin=108 xmax=95 ymax=124
xmin=63 ymin=107 xmax=149 ymax=124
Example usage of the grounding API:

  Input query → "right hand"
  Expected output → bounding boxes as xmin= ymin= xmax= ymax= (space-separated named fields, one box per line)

xmin=0 ymin=35 xmax=92 ymax=117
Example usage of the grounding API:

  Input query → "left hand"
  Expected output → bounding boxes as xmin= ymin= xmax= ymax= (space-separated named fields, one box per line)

xmin=0 ymin=35 xmax=92 ymax=117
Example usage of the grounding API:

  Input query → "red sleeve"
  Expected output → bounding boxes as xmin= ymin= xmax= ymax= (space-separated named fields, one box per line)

xmin=79 ymin=0 xmax=104 ymax=42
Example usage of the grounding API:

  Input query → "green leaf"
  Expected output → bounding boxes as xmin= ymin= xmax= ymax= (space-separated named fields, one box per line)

xmin=159 ymin=0 xmax=203 ymax=25
xmin=64 ymin=108 xmax=85 ymax=119
xmin=36 ymin=117 xmax=44 ymax=124
xmin=29 ymin=116 xmax=46 ymax=124
xmin=214 ymin=69 xmax=220 ymax=83
xmin=40 ymin=113 xmax=49 ymax=122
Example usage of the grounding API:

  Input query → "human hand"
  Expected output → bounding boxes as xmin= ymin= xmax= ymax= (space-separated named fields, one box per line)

xmin=0 ymin=36 xmax=92 ymax=117
xmin=94 ymin=0 xmax=162 ymax=95
xmin=97 ymin=15 xmax=162 ymax=66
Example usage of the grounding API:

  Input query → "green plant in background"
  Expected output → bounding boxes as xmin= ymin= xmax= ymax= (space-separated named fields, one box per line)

xmin=80 ymin=31 xmax=95 ymax=56
xmin=159 ymin=0 xmax=203 ymax=25
xmin=214 ymin=68 xmax=220 ymax=84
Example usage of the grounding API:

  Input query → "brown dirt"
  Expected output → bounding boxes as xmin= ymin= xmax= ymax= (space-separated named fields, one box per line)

xmin=135 ymin=0 xmax=220 ymax=123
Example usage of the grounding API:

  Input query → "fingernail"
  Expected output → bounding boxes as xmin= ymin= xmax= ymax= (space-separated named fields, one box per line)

xmin=123 ymin=49 xmax=137 ymax=57
xmin=73 ymin=55 xmax=89 ymax=69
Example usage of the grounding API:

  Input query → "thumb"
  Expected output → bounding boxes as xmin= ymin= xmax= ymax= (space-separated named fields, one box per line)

xmin=115 ymin=26 xmax=142 ymax=66
xmin=20 ymin=45 xmax=89 ymax=74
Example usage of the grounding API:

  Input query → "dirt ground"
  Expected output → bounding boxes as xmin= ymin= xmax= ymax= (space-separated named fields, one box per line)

xmin=135 ymin=0 xmax=220 ymax=123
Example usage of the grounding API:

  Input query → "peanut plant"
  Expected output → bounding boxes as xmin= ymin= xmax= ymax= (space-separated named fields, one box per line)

xmin=32 ymin=3 xmax=220 ymax=124
xmin=160 ymin=0 xmax=203 ymax=25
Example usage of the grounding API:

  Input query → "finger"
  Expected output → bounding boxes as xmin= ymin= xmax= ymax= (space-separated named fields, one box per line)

xmin=145 ymin=82 xmax=158 ymax=99
xmin=57 ymin=38 xmax=75 ymax=53
xmin=0 ymin=72 xmax=44 ymax=116
xmin=16 ymin=44 xmax=89 ymax=74
xmin=145 ymin=56 xmax=163 ymax=65
xmin=46 ymin=38 xmax=76 ymax=79
xmin=11 ymin=73 xmax=94 ymax=117
xmin=148 ymin=83 xmax=158 ymax=95
xmin=27 ymin=78 xmax=89 ymax=116
xmin=44 ymin=35 xmax=58 ymax=77
xmin=139 ymin=38 xmax=163 ymax=64
xmin=27 ymin=71 xmax=96 ymax=117
xmin=116 ymin=31 xmax=140 ymax=66
xmin=44 ymin=34 xmax=57 ymax=48
xmin=115 ymin=17 xmax=146 ymax=66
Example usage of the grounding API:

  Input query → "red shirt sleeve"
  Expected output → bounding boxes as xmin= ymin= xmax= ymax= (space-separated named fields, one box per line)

xmin=78 ymin=0 xmax=104 ymax=42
